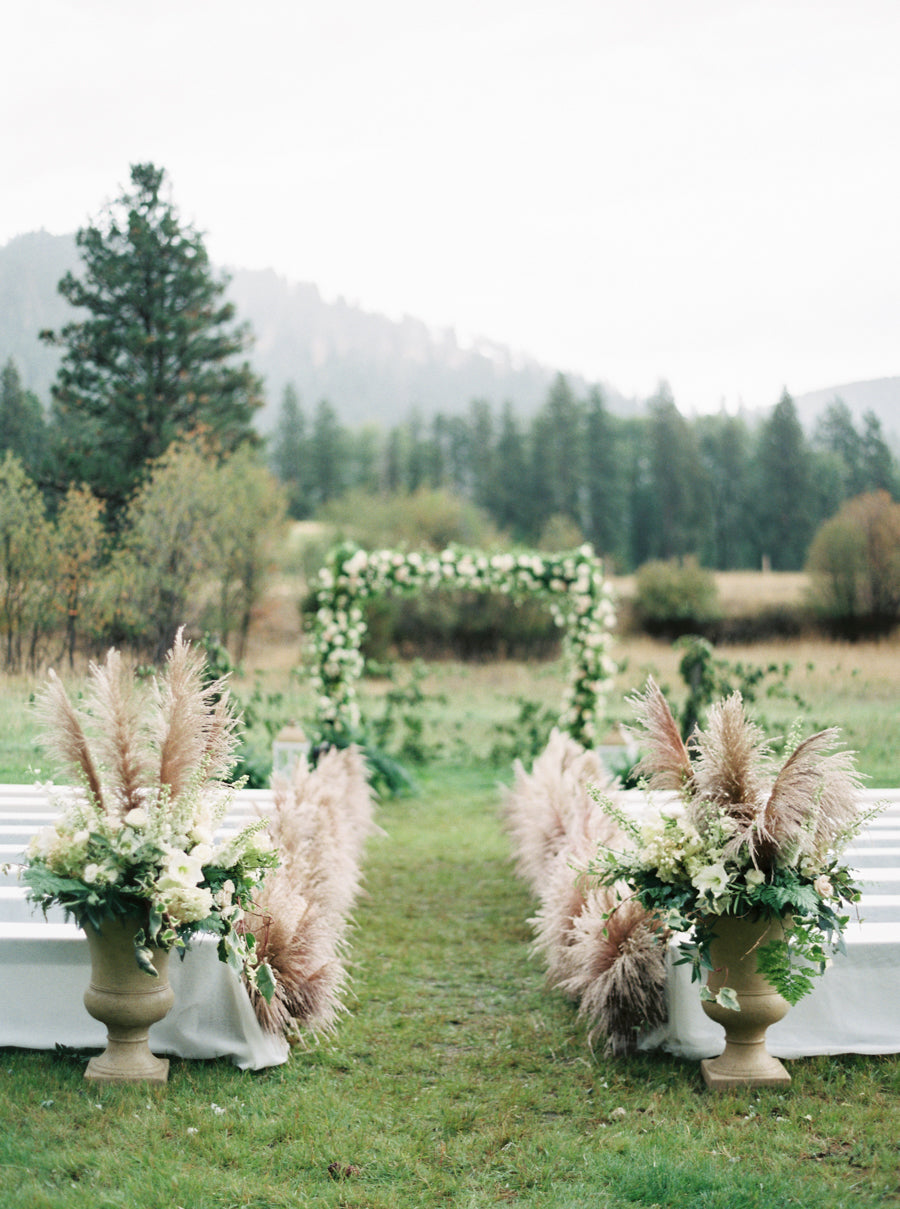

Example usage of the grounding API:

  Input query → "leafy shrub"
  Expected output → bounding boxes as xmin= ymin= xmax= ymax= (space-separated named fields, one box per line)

xmin=633 ymin=557 xmax=721 ymax=638
xmin=806 ymin=490 xmax=900 ymax=637
xmin=316 ymin=487 xmax=501 ymax=551
xmin=361 ymin=589 xmax=560 ymax=662
xmin=675 ymin=635 xmax=812 ymax=744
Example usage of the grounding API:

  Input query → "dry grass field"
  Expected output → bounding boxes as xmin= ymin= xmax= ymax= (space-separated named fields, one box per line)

xmin=1 ymin=567 xmax=897 ymax=784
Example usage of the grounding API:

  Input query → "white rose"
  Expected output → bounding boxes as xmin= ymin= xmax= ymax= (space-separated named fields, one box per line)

xmin=123 ymin=807 xmax=148 ymax=829
xmin=161 ymin=885 xmax=215 ymax=924
xmin=814 ymin=874 xmax=834 ymax=899
xmin=744 ymin=868 xmax=766 ymax=888
xmin=188 ymin=843 xmax=213 ymax=866
xmin=83 ymin=863 xmax=101 ymax=884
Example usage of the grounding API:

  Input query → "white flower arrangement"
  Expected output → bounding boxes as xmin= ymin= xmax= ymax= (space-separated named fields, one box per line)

xmin=308 ymin=542 xmax=617 ymax=746
xmin=22 ymin=632 xmax=278 ymax=997
xmin=587 ymin=679 xmax=877 ymax=1008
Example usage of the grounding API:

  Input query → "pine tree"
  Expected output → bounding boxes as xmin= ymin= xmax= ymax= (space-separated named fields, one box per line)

xmin=860 ymin=411 xmax=898 ymax=496
xmin=753 ymin=390 xmax=814 ymax=570
xmin=0 ymin=358 xmax=46 ymax=477
xmin=41 ymin=163 xmax=263 ymax=519
xmin=583 ymin=387 xmax=624 ymax=564
xmin=270 ymin=382 xmax=311 ymax=518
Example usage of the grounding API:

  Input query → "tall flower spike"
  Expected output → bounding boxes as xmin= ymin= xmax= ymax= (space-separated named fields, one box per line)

xmin=84 ymin=648 xmax=152 ymax=816
xmin=627 ymin=677 xmax=694 ymax=794
xmin=36 ymin=670 xmax=105 ymax=810
xmin=754 ymin=728 xmax=863 ymax=867
xmin=690 ymin=692 xmax=771 ymax=835
xmin=155 ymin=628 xmax=239 ymax=799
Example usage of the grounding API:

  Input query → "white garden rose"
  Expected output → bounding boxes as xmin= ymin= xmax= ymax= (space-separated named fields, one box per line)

xmin=160 ymin=884 xmax=215 ymax=924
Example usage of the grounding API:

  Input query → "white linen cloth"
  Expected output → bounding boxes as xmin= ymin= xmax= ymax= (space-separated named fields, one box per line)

xmin=0 ymin=919 xmax=288 ymax=1070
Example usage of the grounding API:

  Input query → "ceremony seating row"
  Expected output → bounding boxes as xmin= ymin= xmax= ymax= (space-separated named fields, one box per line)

xmin=0 ymin=785 xmax=289 ymax=1070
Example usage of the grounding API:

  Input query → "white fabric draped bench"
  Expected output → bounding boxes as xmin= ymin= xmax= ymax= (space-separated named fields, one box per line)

xmin=0 ymin=786 xmax=289 ymax=1071
xmin=625 ymin=787 xmax=900 ymax=1060
xmin=4 ymin=783 xmax=898 ymax=1068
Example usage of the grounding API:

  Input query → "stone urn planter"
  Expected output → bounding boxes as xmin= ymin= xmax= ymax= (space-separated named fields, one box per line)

xmin=82 ymin=915 xmax=175 ymax=1084
xmin=700 ymin=913 xmax=791 ymax=1089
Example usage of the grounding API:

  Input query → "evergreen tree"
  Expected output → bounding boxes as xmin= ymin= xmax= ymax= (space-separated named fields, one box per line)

xmin=270 ymin=382 xmax=311 ymax=518
xmin=815 ymin=399 xmax=864 ymax=496
xmin=0 ymin=358 xmax=46 ymax=477
xmin=309 ymin=399 xmax=345 ymax=506
xmin=529 ymin=374 xmax=583 ymax=536
xmin=643 ymin=388 xmax=710 ymax=561
xmin=860 ymin=410 xmax=898 ymax=496
xmin=583 ymin=387 xmax=625 ymax=564
xmin=484 ymin=402 xmax=531 ymax=540
xmin=404 ymin=408 xmax=429 ymax=492
xmin=753 ymin=390 xmax=814 ymax=570
xmin=40 ymin=163 xmax=263 ymax=519
xmin=696 ymin=412 xmax=754 ymax=568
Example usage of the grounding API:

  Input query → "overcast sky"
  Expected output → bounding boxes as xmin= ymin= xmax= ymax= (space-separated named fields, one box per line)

xmin=4 ymin=0 xmax=899 ymax=413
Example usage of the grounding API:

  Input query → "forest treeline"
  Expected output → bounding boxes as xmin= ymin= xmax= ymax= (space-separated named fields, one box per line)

xmin=268 ymin=375 xmax=899 ymax=573
xmin=2 ymin=159 xmax=899 ymax=674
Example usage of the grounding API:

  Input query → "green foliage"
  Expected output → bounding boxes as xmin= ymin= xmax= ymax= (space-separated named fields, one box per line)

xmin=92 ymin=439 xmax=286 ymax=660
xmin=633 ymin=556 xmax=721 ymax=637
xmin=0 ymin=451 xmax=55 ymax=670
xmin=41 ymin=162 xmax=263 ymax=520
xmin=207 ymin=446 xmax=288 ymax=659
xmin=317 ymin=485 xmax=501 ymax=551
xmin=676 ymin=635 xmax=811 ymax=741
xmin=269 ymin=382 xmax=309 ymax=518
xmin=369 ymin=660 xmax=445 ymax=765
xmin=0 ymin=358 xmax=46 ymax=478
xmin=489 ymin=696 xmax=559 ymax=765
xmin=754 ymin=391 xmax=816 ymax=571
xmin=806 ymin=490 xmax=900 ymax=637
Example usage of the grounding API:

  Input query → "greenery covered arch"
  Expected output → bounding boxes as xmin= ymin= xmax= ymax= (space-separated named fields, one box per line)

xmin=308 ymin=543 xmax=616 ymax=747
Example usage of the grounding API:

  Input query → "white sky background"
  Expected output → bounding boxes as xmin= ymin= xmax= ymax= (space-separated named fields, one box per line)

xmin=3 ymin=0 xmax=899 ymax=413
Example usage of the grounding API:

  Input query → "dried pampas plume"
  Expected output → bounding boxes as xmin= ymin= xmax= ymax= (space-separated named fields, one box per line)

xmin=36 ymin=669 xmax=106 ymax=810
xmin=34 ymin=629 xmax=242 ymax=818
xmin=84 ymin=648 xmax=151 ymax=815
xmin=627 ymin=677 xmax=693 ymax=794
xmin=154 ymin=628 xmax=239 ymax=799
xmin=753 ymin=729 xmax=864 ymax=869
xmin=504 ymin=730 xmax=669 ymax=1055
xmin=246 ymin=744 xmax=378 ymax=1039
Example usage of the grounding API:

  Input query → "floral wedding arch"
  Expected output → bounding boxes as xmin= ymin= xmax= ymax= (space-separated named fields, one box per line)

xmin=308 ymin=543 xmax=616 ymax=747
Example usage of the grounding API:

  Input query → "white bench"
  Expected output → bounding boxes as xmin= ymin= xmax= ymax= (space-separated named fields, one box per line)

xmin=0 ymin=785 xmax=288 ymax=1071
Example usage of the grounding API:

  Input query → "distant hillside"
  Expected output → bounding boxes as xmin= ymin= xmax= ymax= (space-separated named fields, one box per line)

xmin=794 ymin=378 xmax=900 ymax=450
xmin=5 ymin=230 xmax=895 ymax=441
xmin=0 ymin=231 xmax=634 ymax=430
xmin=0 ymin=231 xmax=80 ymax=399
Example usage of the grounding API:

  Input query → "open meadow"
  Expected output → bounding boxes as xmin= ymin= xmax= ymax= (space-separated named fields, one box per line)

xmin=1 ymin=570 xmax=899 ymax=1207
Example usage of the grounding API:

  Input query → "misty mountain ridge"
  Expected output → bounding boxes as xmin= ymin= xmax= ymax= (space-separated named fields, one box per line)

xmin=1 ymin=229 xmax=897 ymax=443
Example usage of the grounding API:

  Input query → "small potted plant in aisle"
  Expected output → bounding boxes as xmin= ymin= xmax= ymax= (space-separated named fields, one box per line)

xmin=587 ymin=677 xmax=877 ymax=1088
xmin=22 ymin=629 xmax=278 ymax=1083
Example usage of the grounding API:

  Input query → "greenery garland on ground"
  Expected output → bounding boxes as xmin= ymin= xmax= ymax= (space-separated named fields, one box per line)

xmin=309 ymin=543 xmax=616 ymax=747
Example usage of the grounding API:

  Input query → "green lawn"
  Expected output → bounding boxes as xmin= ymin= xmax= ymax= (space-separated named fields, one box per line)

xmin=2 ymin=760 xmax=898 ymax=1209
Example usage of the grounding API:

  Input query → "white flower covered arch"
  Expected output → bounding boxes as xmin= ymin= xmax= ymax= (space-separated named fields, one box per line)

xmin=308 ymin=543 xmax=616 ymax=747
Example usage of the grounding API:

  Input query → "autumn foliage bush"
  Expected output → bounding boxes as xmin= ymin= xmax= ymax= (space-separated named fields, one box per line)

xmin=806 ymin=490 xmax=900 ymax=637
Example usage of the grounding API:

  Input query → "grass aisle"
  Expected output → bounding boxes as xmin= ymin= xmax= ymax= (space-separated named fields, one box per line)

xmin=1 ymin=762 xmax=898 ymax=1208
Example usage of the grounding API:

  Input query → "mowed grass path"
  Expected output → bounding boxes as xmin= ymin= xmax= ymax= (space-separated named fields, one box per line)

xmin=2 ymin=763 xmax=898 ymax=1208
